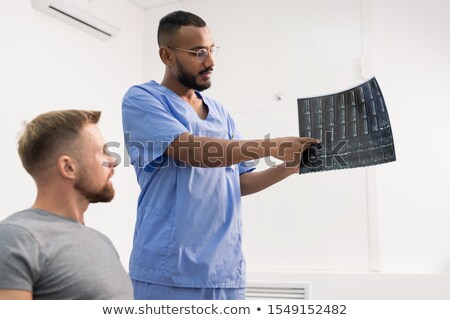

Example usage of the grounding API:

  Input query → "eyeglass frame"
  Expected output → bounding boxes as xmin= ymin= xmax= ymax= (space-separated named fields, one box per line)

xmin=167 ymin=45 xmax=219 ymax=62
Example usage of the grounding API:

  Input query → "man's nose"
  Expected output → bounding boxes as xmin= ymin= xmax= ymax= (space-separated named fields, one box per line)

xmin=103 ymin=154 xmax=118 ymax=168
xmin=109 ymin=154 xmax=119 ymax=168
xmin=204 ymin=51 xmax=215 ymax=66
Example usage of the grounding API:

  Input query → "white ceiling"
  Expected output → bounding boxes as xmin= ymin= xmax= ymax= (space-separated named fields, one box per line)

xmin=127 ymin=0 xmax=181 ymax=9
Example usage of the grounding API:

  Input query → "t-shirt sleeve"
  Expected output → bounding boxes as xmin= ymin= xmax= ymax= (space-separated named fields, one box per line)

xmin=122 ymin=86 xmax=189 ymax=171
xmin=0 ymin=225 xmax=41 ymax=291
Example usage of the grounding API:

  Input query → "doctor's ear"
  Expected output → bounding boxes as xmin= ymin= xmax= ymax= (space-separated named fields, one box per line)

xmin=159 ymin=46 xmax=173 ymax=66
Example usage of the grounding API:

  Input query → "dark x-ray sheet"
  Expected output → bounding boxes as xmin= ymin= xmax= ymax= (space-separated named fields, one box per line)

xmin=298 ymin=77 xmax=396 ymax=174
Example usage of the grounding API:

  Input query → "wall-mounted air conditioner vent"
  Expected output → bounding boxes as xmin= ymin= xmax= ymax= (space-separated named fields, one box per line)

xmin=31 ymin=0 xmax=120 ymax=40
xmin=246 ymin=282 xmax=310 ymax=300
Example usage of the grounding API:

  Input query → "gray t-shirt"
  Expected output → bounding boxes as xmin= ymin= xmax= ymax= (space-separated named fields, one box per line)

xmin=0 ymin=209 xmax=133 ymax=299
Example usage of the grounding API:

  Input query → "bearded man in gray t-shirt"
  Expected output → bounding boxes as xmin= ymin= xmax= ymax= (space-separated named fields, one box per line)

xmin=0 ymin=110 xmax=133 ymax=300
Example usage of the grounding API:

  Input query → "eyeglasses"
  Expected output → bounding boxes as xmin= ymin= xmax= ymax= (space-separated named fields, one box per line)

xmin=168 ymin=46 xmax=219 ymax=62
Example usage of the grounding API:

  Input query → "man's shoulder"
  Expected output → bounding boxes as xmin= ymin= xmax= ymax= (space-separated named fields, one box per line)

xmin=0 ymin=210 xmax=40 ymax=245
xmin=124 ymin=80 xmax=161 ymax=98
xmin=0 ymin=209 xmax=79 ymax=239
xmin=1 ymin=209 xmax=37 ymax=226
xmin=123 ymin=80 xmax=177 ymax=109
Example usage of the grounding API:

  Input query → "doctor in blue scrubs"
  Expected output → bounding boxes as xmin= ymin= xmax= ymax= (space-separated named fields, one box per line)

xmin=122 ymin=10 xmax=319 ymax=300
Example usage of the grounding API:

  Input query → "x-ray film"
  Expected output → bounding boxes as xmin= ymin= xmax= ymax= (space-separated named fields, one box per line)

xmin=298 ymin=77 xmax=396 ymax=174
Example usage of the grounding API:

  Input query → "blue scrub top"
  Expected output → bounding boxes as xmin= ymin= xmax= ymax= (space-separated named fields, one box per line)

xmin=122 ymin=81 xmax=254 ymax=288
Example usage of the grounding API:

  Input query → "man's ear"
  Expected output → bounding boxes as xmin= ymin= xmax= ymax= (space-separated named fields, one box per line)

xmin=159 ymin=46 xmax=173 ymax=66
xmin=57 ymin=155 xmax=77 ymax=180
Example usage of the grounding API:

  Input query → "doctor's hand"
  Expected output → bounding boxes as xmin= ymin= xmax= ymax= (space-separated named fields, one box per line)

xmin=269 ymin=137 xmax=320 ymax=163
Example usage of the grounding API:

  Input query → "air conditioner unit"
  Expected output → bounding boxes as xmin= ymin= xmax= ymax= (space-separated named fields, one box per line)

xmin=31 ymin=0 xmax=120 ymax=40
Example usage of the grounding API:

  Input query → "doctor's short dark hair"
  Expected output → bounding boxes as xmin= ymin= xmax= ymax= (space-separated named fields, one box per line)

xmin=157 ymin=10 xmax=207 ymax=47
xmin=18 ymin=109 xmax=101 ymax=177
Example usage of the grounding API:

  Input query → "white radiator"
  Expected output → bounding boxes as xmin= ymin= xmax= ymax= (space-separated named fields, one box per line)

xmin=246 ymin=282 xmax=310 ymax=300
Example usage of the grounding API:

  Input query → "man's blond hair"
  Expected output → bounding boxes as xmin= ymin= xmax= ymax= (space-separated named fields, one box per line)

xmin=18 ymin=109 xmax=101 ymax=176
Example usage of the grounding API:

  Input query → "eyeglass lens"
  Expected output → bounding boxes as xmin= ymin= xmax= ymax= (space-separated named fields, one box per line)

xmin=197 ymin=47 xmax=218 ymax=61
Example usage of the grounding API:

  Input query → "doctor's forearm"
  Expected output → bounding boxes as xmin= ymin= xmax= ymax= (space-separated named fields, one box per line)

xmin=239 ymin=164 xmax=296 ymax=196
xmin=167 ymin=133 xmax=269 ymax=167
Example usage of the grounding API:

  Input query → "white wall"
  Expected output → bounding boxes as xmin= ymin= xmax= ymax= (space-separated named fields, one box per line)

xmin=0 ymin=0 xmax=144 ymax=268
xmin=370 ymin=0 xmax=450 ymax=273
xmin=142 ymin=0 xmax=450 ymax=297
